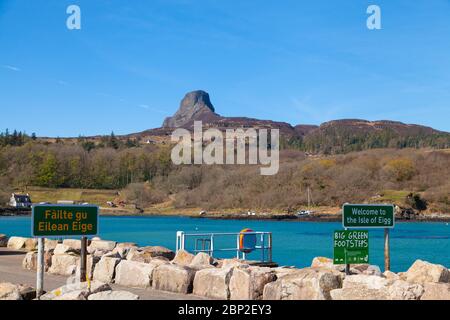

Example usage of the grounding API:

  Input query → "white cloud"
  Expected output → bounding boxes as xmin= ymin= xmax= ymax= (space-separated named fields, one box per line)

xmin=1 ymin=65 xmax=20 ymax=72
xmin=138 ymin=104 xmax=166 ymax=114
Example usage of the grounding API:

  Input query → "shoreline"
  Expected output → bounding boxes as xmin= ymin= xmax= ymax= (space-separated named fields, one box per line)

xmin=2 ymin=209 xmax=450 ymax=222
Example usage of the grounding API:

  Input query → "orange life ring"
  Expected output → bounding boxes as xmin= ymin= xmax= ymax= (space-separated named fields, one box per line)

xmin=239 ymin=228 xmax=257 ymax=253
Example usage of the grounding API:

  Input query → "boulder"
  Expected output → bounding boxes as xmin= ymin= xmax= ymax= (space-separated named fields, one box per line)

xmin=116 ymin=242 xmax=138 ymax=248
xmin=387 ymin=280 xmax=424 ymax=300
xmin=92 ymin=256 xmax=121 ymax=283
xmin=18 ymin=285 xmax=36 ymax=300
xmin=22 ymin=251 xmax=52 ymax=271
xmin=52 ymin=290 xmax=87 ymax=300
xmin=404 ymin=260 xmax=450 ymax=284
xmin=171 ymin=249 xmax=195 ymax=266
xmin=54 ymin=243 xmax=80 ymax=255
xmin=0 ymin=283 xmax=22 ymax=300
xmin=126 ymin=249 xmax=156 ymax=263
xmin=221 ymin=258 xmax=249 ymax=268
xmin=330 ymin=275 xmax=424 ymax=300
xmin=383 ymin=270 xmax=400 ymax=281
xmin=112 ymin=243 xmax=138 ymax=259
xmin=190 ymin=252 xmax=214 ymax=267
xmin=40 ymin=281 xmax=111 ymax=300
xmin=421 ymin=283 xmax=450 ymax=300
xmin=311 ymin=257 xmax=334 ymax=269
xmin=193 ymin=267 xmax=233 ymax=299
xmin=272 ymin=267 xmax=301 ymax=279
xmin=115 ymin=260 xmax=164 ymax=288
xmin=311 ymin=257 xmax=345 ymax=272
xmin=88 ymin=290 xmax=139 ymax=300
xmin=44 ymin=239 xmax=59 ymax=251
xmin=7 ymin=236 xmax=27 ymax=250
xmin=330 ymin=275 xmax=390 ymax=300
xmin=88 ymin=240 xmax=117 ymax=252
xmin=263 ymin=268 xmax=342 ymax=300
xmin=91 ymin=249 xmax=112 ymax=258
xmin=62 ymin=239 xmax=82 ymax=249
xmin=0 ymin=234 xmax=8 ymax=247
xmin=152 ymin=264 xmax=196 ymax=294
xmin=24 ymin=238 xmax=38 ymax=251
xmin=229 ymin=266 xmax=276 ymax=300
xmin=362 ymin=265 xmax=382 ymax=276
xmin=140 ymin=246 xmax=175 ymax=260
xmin=48 ymin=254 xmax=79 ymax=276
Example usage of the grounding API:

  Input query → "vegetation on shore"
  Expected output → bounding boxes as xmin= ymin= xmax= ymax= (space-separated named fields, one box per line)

xmin=1 ymin=131 xmax=448 ymax=214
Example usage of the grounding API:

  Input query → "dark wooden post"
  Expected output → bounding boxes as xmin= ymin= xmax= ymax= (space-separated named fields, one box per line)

xmin=80 ymin=236 xmax=87 ymax=282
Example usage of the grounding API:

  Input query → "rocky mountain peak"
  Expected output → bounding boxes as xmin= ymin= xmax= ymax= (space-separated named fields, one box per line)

xmin=162 ymin=90 xmax=219 ymax=128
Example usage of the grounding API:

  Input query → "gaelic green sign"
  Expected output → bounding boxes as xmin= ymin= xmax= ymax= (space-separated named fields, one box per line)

xmin=333 ymin=230 xmax=369 ymax=264
xmin=342 ymin=204 xmax=394 ymax=228
xmin=32 ymin=205 xmax=99 ymax=237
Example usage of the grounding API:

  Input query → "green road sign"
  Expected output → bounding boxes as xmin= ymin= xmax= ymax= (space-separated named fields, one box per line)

xmin=333 ymin=230 xmax=369 ymax=264
xmin=342 ymin=204 xmax=394 ymax=228
xmin=32 ymin=205 xmax=99 ymax=237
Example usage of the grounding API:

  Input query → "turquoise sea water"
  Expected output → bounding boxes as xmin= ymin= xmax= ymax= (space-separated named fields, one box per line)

xmin=1 ymin=216 xmax=449 ymax=272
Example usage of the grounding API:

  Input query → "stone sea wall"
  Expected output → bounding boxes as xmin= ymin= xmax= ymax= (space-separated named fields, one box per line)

xmin=1 ymin=234 xmax=450 ymax=300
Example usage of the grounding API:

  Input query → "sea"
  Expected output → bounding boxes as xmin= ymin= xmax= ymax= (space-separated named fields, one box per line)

xmin=1 ymin=215 xmax=449 ymax=272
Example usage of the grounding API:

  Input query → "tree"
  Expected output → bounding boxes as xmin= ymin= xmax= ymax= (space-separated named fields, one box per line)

xmin=108 ymin=132 xmax=119 ymax=150
xmin=36 ymin=154 xmax=60 ymax=187
xmin=384 ymin=158 xmax=416 ymax=182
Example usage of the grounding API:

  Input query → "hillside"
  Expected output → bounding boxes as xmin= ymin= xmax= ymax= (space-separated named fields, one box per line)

xmin=124 ymin=90 xmax=450 ymax=154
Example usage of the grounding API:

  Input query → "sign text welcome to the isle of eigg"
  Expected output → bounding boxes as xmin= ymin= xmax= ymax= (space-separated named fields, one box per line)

xmin=342 ymin=204 xmax=394 ymax=228
xmin=32 ymin=205 xmax=99 ymax=237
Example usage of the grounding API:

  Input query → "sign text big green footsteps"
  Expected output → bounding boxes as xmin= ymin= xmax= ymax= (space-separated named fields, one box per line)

xmin=342 ymin=204 xmax=394 ymax=228
xmin=32 ymin=205 xmax=98 ymax=237
xmin=333 ymin=230 xmax=369 ymax=264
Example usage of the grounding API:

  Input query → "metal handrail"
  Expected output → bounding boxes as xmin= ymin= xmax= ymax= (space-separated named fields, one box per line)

xmin=176 ymin=231 xmax=272 ymax=263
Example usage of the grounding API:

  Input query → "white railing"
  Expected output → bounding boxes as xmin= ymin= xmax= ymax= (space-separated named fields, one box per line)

xmin=176 ymin=231 xmax=272 ymax=263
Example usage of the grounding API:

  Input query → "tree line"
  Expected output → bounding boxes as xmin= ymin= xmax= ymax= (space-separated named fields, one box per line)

xmin=0 ymin=139 xmax=448 ymax=213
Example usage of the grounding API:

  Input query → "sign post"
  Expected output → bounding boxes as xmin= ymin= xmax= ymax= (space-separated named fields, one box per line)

xmin=341 ymin=203 xmax=394 ymax=271
xmin=384 ymin=228 xmax=390 ymax=271
xmin=32 ymin=204 xmax=99 ymax=298
xmin=36 ymin=238 xmax=44 ymax=299
xmin=80 ymin=236 xmax=88 ymax=282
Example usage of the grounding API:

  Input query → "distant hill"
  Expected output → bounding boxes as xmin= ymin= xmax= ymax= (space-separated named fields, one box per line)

xmin=126 ymin=90 xmax=450 ymax=154
xmin=300 ymin=119 xmax=449 ymax=154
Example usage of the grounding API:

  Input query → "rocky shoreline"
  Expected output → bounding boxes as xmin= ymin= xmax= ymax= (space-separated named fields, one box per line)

xmin=2 ymin=210 xmax=450 ymax=222
xmin=1 ymin=234 xmax=449 ymax=300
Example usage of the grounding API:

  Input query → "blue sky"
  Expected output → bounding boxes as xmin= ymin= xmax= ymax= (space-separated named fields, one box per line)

xmin=0 ymin=0 xmax=449 ymax=137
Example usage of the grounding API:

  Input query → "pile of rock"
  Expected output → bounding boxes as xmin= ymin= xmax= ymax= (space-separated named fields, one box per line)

xmin=0 ymin=282 xmax=36 ymax=300
xmin=14 ymin=235 xmax=450 ymax=300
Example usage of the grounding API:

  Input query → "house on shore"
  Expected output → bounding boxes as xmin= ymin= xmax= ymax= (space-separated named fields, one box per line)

xmin=9 ymin=193 xmax=32 ymax=208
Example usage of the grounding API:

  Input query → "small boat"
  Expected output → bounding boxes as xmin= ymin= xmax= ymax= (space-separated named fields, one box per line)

xmin=296 ymin=210 xmax=312 ymax=217
xmin=296 ymin=187 xmax=315 ymax=217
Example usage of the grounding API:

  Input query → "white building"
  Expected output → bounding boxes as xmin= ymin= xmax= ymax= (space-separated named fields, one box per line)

xmin=9 ymin=193 xmax=32 ymax=208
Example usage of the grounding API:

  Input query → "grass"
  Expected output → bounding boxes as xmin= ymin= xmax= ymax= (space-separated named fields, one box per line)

xmin=19 ymin=187 xmax=119 ymax=207
xmin=376 ymin=190 xmax=410 ymax=205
